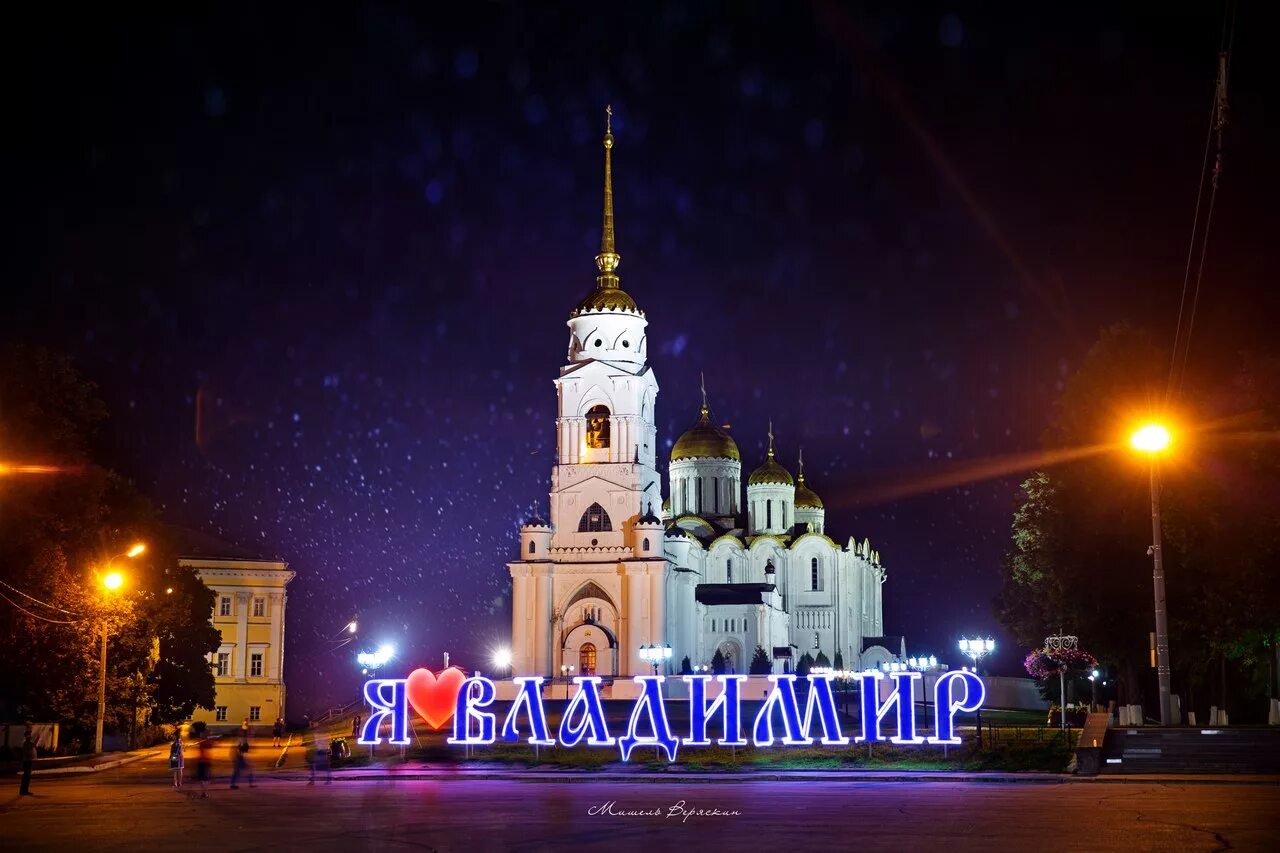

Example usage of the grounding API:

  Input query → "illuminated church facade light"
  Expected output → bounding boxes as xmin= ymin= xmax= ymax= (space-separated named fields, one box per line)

xmin=507 ymin=109 xmax=898 ymax=688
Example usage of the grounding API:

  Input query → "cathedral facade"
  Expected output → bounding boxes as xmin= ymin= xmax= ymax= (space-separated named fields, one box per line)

xmin=506 ymin=113 xmax=899 ymax=687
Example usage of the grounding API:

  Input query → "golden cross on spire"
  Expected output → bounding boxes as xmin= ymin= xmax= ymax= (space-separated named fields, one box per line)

xmin=700 ymin=371 xmax=708 ymax=415
xmin=767 ymin=420 xmax=775 ymax=457
xmin=798 ymin=446 xmax=805 ymax=480
xmin=595 ymin=104 xmax=620 ymax=282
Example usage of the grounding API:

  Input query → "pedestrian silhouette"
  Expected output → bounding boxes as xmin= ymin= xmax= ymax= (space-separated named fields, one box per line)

xmin=308 ymin=731 xmax=331 ymax=785
xmin=169 ymin=731 xmax=185 ymax=789
xmin=19 ymin=729 xmax=36 ymax=796
xmin=272 ymin=717 xmax=284 ymax=747
xmin=230 ymin=732 xmax=255 ymax=788
xmin=195 ymin=735 xmax=213 ymax=798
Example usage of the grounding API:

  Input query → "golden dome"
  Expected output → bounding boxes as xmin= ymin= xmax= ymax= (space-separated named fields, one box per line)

xmin=794 ymin=449 xmax=823 ymax=508
xmin=671 ymin=406 xmax=740 ymax=462
xmin=572 ymin=285 xmax=642 ymax=315
xmin=748 ymin=421 xmax=793 ymax=486
xmin=749 ymin=456 xmax=793 ymax=486
xmin=795 ymin=476 xmax=823 ymax=508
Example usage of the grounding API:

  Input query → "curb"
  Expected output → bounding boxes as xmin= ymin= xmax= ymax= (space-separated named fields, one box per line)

xmin=32 ymin=749 xmax=160 ymax=776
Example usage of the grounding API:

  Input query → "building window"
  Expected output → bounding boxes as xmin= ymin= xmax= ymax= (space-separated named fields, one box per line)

xmin=585 ymin=405 xmax=611 ymax=449
xmin=696 ymin=477 xmax=702 ymax=514
xmin=216 ymin=652 xmax=230 ymax=677
xmin=528 ymin=540 xmax=535 ymax=554
xmin=726 ymin=559 xmax=733 ymax=583
xmin=714 ymin=478 xmax=720 ymax=513
xmin=249 ymin=706 xmax=261 ymax=722
xmin=250 ymin=653 xmax=264 ymax=678
xmin=253 ymin=597 xmax=265 ymax=618
xmin=577 ymin=502 xmax=612 ymax=532
xmin=642 ymin=537 xmax=650 ymax=551
xmin=219 ymin=596 xmax=232 ymax=617
xmin=766 ymin=500 xmax=772 ymax=528
xmin=712 ymin=619 xmax=716 ymax=633
xmin=215 ymin=706 xmax=228 ymax=722
xmin=811 ymin=557 xmax=820 ymax=591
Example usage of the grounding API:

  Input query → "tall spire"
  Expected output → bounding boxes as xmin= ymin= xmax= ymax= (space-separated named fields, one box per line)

xmin=594 ymin=104 xmax=621 ymax=288
xmin=797 ymin=447 xmax=805 ymax=483
xmin=699 ymin=371 xmax=709 ymax=416
xmin=767 ymin=419 xmax=775 ymax=458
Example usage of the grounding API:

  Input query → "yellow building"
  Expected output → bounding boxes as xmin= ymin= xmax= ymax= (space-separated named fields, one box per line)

xmin=177 ymin=538 xmax=295 ymax=731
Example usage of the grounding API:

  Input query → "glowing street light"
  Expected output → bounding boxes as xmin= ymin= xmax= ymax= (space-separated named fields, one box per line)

xmin=1129 ymin=421 xmax=1174 ymax=726
xmin=356 ymin=644 xmax=395 ymax=672
xmin=492 ymin=647 xmax=512 ymax=676
xmin=95 ymin=544 xmax=146 ymax=754
xmin=346 ymin=620 xmax=358 ymax=634
xmin=638 ymin=643 xmax=673 ymax=676
xmin=958 ymin=636 xmax=995 ymax=748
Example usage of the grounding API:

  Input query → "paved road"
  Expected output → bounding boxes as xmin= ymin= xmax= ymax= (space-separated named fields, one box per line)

xmin=4 ymin=748 xmax=1277 ymax=852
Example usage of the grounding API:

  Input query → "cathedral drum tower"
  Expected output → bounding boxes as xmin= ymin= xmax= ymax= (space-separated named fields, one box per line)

xmin=506 ymin=108 xmax=671 ymax=694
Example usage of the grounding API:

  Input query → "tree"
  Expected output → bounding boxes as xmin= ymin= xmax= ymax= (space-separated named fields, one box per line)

xmin=749 ymin=645 xmax=771 ymax=675
xmin=815 ymin=650 xmax=831 ymax=669
xmin=796 ymin=652 xmax=814 ymax=678
xmin=710 ymin=649 xmax=726 ymax=675
xmin=995 ymin=326 xmax=1280 ymax=720
xmin=680 ymin=655 xmax=693 ymax=675
xmin=834 ymin=650 xmax=844 ymax=671
xmin=0 ymin=345 xmax=221 ymax=740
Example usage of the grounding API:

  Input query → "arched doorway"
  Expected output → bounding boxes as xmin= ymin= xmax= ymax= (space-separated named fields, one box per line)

xmin=579 ymin=642 xmax=597 ymax=676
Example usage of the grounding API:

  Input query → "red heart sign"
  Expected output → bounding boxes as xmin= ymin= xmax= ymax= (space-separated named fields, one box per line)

xmin=406 ymin=667 xmax=466 ymax=730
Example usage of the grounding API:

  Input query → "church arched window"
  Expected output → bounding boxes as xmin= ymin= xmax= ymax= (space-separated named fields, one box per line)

xmin=811 ymin=557 xmax=820 ymax=591
xmin=577 ymin=502 xmax=612 ymax=532
xmin=585 ymin=405 xmax=611 ymax=449
xmin=726 ymin=558 xmax=733 ymax=584
xmin=528 ymin=540 xmax=536 ymax=554
xmin=642 ymin=537 xmax=650 ymax=551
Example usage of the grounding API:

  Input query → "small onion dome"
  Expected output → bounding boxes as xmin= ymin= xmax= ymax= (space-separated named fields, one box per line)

xmin=637 ymin=503 xmax=662 ymax=525
xmin=671 ymin=404 xmax=740 ymax=462
xmin=661 ymin=497 xmax=671 ymax=515
xmin=748 ymin=454 xmax=793 ymax=486
xmin=572 ymin=285 xmax=642 ymax=315
xmin=523 ymin=510 xmax=549 ymax=527
xmin=794 ymin=472 xmax=823 ymax=509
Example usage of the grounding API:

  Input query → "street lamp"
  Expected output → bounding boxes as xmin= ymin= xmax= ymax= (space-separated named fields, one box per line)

xmin=356 ymin=644 xmax=395 ymax=675
xmin=638 ymin=643 xmax=673 ymax=676
xmin=95 ymin=543 xmax=146 ymax=754
xmin=1045 ymin=633 xmax=1078 ymax=731
xmin=560 ymin=663 xmax=575 ymax=699
xmin=1130 ymin=421 xmax=1174 ymax=726
xmin=492 ymin=647 xmax=512 ymax=678
xmin=958 ymin=637 xmax=995 ymax=748
xmin=1089 ymin=668 xmax=1101 ymax=712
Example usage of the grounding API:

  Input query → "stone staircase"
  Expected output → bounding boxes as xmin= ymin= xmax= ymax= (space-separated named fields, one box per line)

xmin=1099 ymin=726 xmax=1280 ymax=774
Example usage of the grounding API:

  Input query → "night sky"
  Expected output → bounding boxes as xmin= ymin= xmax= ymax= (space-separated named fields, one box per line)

xmin=8 ymin=3 xmax=1278 ymax=713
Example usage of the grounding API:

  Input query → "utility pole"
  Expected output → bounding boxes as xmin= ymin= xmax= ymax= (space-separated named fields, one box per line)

xmin=1149 ymin=460 xmax=1173 ymax=726
xmin=94 ymin=622 xmax=108 ymax=754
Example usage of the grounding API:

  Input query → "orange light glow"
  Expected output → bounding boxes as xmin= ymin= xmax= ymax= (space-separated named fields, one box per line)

xmin=103 ymin=572 xmax=124 ymax=591
xmin=1130 ymin=424 xmax=1172 ymax=454
xmin=0 ymin=462 xmax=67 ymax=475
xmin=126 ymin=543 xmax=146 ymax=558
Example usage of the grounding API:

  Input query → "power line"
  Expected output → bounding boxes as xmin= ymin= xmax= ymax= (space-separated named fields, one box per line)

xmin=0 ymin=589 xmax=87 ymax=625
xmin=0 ymin=578 xmax=83 ymax=616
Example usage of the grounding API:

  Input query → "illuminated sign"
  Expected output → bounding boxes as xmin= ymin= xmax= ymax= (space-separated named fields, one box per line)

xmin=360 ymin=669 xmax=985 ymax=761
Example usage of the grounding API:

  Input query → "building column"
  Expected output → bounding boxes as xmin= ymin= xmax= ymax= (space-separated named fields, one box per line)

xmin=511 ymin=571 xmax=531 ymax=675
xmin=268 ymin=591 xmax=285 ymax=680
xmin=649 ymin=564 xmax=666 ymax=673
xmin=626 ymin=568 xmax=645 ymax=675
xmin=234 ymin=592 xmax=250 ymax=682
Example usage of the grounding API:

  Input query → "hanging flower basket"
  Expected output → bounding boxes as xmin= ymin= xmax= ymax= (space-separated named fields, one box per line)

xmin=1023 ymin=646 xmax=1098 ymax=679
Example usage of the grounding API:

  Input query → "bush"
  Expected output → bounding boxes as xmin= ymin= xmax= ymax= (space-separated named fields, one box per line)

xmin=680 ymin=656 xmax=693 ymax=675
xmin=711 ymin=649 xmax=726 ymax=674
xmin=749 ymin=646 xmax=771 ymax=675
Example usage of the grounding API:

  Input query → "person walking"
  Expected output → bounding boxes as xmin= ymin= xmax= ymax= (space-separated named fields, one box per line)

xmin=168 ymin=731 xmax=185 ymax=789
xmin=195 ymin=735 xmax=213 ymax=798
xmin=351 ymin=715 xmax=361 ymax=740
xmin=308 ymin=731 xmax=331 ymax=785
xmin=18 ymin=729 xmax=36 ymax=796
xmin=229 ymin=733 xmax=255 ymax=789
xmin=271 ymin=717 xmax=284 ymax=748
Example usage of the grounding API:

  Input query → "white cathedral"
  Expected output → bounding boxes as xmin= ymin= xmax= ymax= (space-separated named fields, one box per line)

xmin=506 ymin=112 xmax=903 ymax=690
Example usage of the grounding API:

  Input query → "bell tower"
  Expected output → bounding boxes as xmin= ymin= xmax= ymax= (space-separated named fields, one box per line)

xmin=507 ymin=108 xmax=670 ymax=687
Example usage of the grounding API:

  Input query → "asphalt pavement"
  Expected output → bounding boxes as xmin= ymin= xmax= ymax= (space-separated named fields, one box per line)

xmin=4 ymin=743 xmax=1278 ymax=852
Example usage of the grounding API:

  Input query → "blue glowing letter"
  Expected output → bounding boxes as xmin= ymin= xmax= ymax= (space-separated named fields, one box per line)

xmin=928 ymin=670 xmax=985 ymax=745
xmin=752 ymin=674 xmax=848 ymax=746
xmin=618 ymin=676 xmax=679 ymax=762
xmin=558 ymin=677 xmax=614 ymax=747
xmin=501 ymin=676 xmax=554 ymax=745
xmin=684 ymin=674 xmax=748 ymax=746
xmin=854 ymin=670 xmax=922 ymax=744
xmin=359 ymin=678 xmax=409 ymax=746
xmin=448 ymin=675 xmax=497 ymax=745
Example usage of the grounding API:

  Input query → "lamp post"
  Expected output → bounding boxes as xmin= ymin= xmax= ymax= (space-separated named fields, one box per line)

xmin=95 ymin=543 xmax=145 ymax=754
xmin=1089 ymin=669 xmax=1100 ymax=712
xmin=1130 ymin=422 xmax=1174 ymax=727
xmin=1045 ymin=633 xmax=1078 ymax=731
xmin=638 ymin=643 xmax=673 ymax=676
xmin=907 ymin=655 xmax=940 ymax=727
xmin=958 ymin=637 xmax=995 ymax=748
xmin=560 ymin=663 xmax=575 ymax=699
